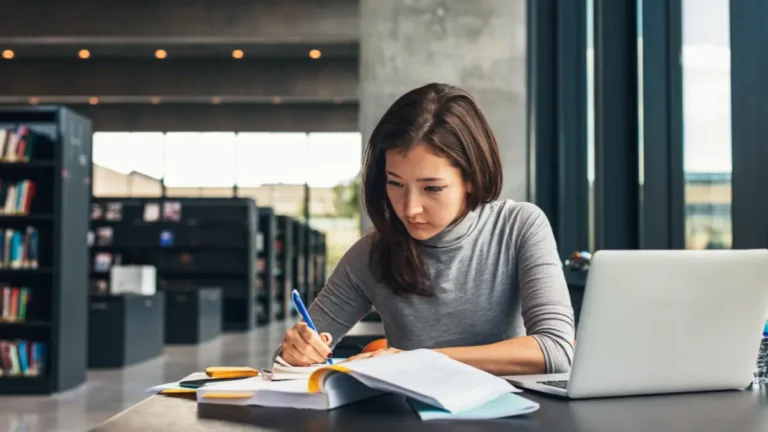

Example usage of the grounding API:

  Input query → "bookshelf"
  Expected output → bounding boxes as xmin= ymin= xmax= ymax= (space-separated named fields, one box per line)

xmin=308 ymin=229 xmax=327 ymax=304
xmin=0 ymin=105 xmax=92 ymax=394
xmin=89 ymin=197 xmax=258 ymax=333
xmin=256 ymin=208 xmax=276 ymax=324
xmin=291 ymin=219 xmax=307 ymax=313
xmin=274 ymin=215 xmax=293 ymax=321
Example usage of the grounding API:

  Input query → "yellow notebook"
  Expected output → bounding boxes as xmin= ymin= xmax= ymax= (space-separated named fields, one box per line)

xmin=197 ymin=350 xmax=520 ymax=413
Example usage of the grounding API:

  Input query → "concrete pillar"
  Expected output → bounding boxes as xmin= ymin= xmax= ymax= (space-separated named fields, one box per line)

xmin=359 ymin=0 xmax=528 ymax=231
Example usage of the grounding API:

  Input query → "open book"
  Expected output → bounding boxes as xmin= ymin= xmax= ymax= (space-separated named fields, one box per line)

xmin=198 ymin=349 xmax=524 ymax=415
xmin=264 ymin=356 xmax=330 ymax=381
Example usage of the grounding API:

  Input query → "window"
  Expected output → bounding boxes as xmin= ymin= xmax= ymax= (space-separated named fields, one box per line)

xmin=682 ymin=0 xmax=732 ymax=249
xmin=92 ymin=132 xmax=164 ymax=197
xmin=164 ymin=132 xmax=237 ymax=195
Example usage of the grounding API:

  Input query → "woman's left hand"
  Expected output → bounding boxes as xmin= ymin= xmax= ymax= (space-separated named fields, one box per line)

xmin=342 ymin=347 xmax=403 ymax=363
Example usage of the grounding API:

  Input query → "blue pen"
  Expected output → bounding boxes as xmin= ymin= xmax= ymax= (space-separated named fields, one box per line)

xmin=291 ymin=289 xmax=333 ymax=364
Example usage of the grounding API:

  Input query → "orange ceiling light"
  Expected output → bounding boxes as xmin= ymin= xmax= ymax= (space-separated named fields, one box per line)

xmin=232 ymin=49 xmax=244 ymax=59
xmin=150 ymin=97 xmax=161 ymax=105
xmin=309 ymin=49 xmax=321 ymax=59
xmin=29 ymin=97 xmax=39 ymax=105
xmin=155 ymin=49 xmax=167 ymax=59
xmin=78 ymin=49 xmax=91 ymax=59
xmin=272 ymin=97 xmax=282 ymax=105
xmin=88 ymin=97 xmax=99 ymax=105
xmin=211 ymin=96 xmax=222 ymax=105
xmin=2 ymin=50 xmax=14 ymax=59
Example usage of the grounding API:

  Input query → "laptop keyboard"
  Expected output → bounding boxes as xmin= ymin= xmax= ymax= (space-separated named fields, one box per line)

xmin=539 ymin=380 xmax=569 ymax=390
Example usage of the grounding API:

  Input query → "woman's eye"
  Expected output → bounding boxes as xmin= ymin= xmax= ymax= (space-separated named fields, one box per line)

xmin=425 ymin=186 xmax=446 ymax=193
xmin=386 ymin=180 xmax=402 ymax=187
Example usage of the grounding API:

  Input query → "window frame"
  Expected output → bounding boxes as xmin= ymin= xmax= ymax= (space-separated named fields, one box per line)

xmin=730 ymin=0 xmax=768 ymax=249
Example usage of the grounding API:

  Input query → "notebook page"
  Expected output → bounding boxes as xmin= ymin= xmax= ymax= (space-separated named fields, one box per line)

xmin=408 ymin=392 xmax=540 ymax=420
xmin=202 ymin=376 xmax=309 ymax=393
xmin=342 ymin=349 xmax=518 ymax=413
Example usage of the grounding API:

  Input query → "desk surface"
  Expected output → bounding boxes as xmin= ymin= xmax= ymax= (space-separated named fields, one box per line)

xmin=94 ymin=384 xmax=768 ymax=432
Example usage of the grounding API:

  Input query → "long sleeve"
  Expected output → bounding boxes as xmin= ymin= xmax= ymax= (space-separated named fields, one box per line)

xmin=307 ymin=236 xmax=374 ymax=347
xmin=515 ymin=203 xmax=576 ymax=373
xmin=270 ymin=236 xmax=374 ymax=364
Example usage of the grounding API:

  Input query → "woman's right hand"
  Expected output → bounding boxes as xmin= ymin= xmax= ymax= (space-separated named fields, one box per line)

xmin=281 ymin=322 xmax=333 ymax=366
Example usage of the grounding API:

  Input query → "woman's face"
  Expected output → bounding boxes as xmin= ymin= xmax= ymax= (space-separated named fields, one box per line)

xmin=385 ymin=142 xmax=470 ymax=241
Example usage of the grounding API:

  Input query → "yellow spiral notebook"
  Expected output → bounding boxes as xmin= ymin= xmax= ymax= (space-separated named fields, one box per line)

xmin=197 ymin=349 xmax=521 ymax=414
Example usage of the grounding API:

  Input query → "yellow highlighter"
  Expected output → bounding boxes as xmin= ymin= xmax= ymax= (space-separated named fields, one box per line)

xmin=205 ymin=367 xmax=259 ymax=379
xmin=159 ymin=388 xmax=196 ymax=395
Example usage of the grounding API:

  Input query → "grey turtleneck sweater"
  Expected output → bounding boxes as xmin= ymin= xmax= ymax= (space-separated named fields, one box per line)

xmin=306 ymin=199 xmax=576 ymax=373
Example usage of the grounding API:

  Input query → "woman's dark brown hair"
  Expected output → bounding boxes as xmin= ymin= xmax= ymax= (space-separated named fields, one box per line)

xmin=361 ymin=83 xmax=503 ymax=297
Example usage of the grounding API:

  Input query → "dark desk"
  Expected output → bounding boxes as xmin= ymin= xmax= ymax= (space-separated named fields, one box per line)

xmin=94 ymin=384 xmax=768 ymax=432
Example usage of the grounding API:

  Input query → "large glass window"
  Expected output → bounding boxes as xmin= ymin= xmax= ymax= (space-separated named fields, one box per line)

xmin=682 ymin=0 xmax=732 ymax=249
xmin=164 ymin=132 xmax=237 ymax=196
xmin=92 ymin=130 xmax=363 ymax=273
xmin=92 ymin=132 xmax=164 ymax=197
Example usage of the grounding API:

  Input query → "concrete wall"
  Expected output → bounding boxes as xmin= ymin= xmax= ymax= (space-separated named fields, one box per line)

xmin=359 ymin=0 xmax=528 ymax=229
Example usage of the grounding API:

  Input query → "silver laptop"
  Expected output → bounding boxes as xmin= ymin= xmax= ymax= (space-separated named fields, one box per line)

xmin=506 ymin=249 xmax=768 ymax=399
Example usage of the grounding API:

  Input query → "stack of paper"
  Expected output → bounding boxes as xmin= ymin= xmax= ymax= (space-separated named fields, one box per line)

xmin=146 ymin=350 xmax=541 ymax=420
xmin=263 ymin=356 xmax=344 ymax=381
xmin=407 ymin=392 xmax=539 ymax=420
xmin=193 ymin=350 xmax=539 ymax=419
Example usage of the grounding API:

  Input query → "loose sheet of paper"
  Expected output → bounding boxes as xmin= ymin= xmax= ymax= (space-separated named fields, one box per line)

xmin=341 ymin=349 xmax=520 ymax=413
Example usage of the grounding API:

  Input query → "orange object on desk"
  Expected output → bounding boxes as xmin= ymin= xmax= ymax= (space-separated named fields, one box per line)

xmin=205 ymin=367 xmax=259 ymax=379
xmin=362 ymin=338 xmax=387 ymax=353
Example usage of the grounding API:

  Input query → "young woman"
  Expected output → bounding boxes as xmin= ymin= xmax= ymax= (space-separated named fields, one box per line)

xmin=279 ymin=83 xmax=575 ymax=376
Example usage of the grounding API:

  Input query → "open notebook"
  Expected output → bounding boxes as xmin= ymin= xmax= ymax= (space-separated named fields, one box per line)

xmin=264 ymin=356 xmax=338 ymax=381
xmin=198 ymin=349 xmax=523 ymax=415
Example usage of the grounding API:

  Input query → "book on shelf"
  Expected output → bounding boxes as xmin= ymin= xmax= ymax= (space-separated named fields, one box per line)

xmin=163 ymin=201 xmax=182 ymax=222
xmin=143 ymin=202 xmax=160 ymax=222
xmin=0 ymin=286 xmax=31 ymax=322
xmin=0 ymin=179 xmax=36 ymax=215
xmin=0 ymin=126 xmax=45 ymax=163
xmin=0 ymin=339 xmax=46 ymax=377
xmin=0 ymin=226 xmax=39 ymax=269
xmin=95 ymin=227 xmax=114 ymax=247
xmin=93 ymin=252 xmax=119 ymax=273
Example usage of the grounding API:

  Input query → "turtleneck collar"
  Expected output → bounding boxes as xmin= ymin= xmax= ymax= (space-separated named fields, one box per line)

xmin=421 ymin=207 xmax=479 ymax=248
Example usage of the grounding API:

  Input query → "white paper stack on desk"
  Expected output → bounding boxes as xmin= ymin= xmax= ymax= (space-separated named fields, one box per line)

xmin=263 ymin=356 xmax=344 ymax=381
xmin=196 ymin=349 xmax=540 ymax=419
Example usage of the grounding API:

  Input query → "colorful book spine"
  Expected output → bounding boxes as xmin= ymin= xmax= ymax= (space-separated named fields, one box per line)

xmin=0 ymin=339 xmax=46 ymax=377
xmin=0 ymin=179 xmax=36 ymax=215
xmin=0 ymin=125 xmax=41 ymax=162
xmin=0 ymin=226 xmax=39 ymax=269
xmin=0 ymin=285 xmax=31 ymax=322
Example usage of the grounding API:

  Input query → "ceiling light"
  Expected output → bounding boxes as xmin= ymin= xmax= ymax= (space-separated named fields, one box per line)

xmin=150 ymin=97 xmax=160 ymax=105
xmin=29 ymin=97 xmax=39 ymax=105
xmin=211 ymin=96 xmax=222 ymax=105
xmin=272 ymin=97 xmax=282 ymax=104
xmin=309 ymin=49 xmax=321 ymax=59
xmin=89 ymin=97 xmax=99 ymax=105
xmin=2 ymin=50 xmax=14 ymax=60
xmin=78 ymin=49 xmax=90 ymax=59
xmin=155 ymin=49 xmax=167 ymax=59
xmin=232 ymin=49 xmax=244 ymax=59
